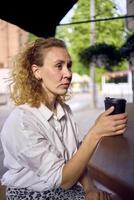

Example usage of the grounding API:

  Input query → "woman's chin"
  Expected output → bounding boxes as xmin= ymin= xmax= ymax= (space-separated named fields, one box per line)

xmin=57 ymin=88 xmax=68 ymax=95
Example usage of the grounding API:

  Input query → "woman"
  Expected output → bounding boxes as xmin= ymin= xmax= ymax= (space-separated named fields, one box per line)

xmin=0 ymin=37 xmax=127 ymax=199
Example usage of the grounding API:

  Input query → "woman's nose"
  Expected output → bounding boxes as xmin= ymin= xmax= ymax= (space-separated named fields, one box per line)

xmin=63 ymin=67 xmax=72 ymax=78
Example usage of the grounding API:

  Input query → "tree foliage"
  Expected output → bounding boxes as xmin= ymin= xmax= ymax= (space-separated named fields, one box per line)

xmin=79 ymin=43 xmax=122 ymax=71
xmin=120 ymin=32 xmax=134 ymax=59
xmin=56 ymin=0 xmax=126 ymax=76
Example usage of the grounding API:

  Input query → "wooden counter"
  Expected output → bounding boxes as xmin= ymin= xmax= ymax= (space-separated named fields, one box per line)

xmin=88 ymin=103 xmax=134 ymax=200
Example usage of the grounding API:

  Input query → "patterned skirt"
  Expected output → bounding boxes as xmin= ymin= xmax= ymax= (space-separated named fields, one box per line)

xmin=6 ymin=184 xmax=85 ymax=200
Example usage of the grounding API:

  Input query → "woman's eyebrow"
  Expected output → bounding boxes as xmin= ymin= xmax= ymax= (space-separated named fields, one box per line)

xmin=54 ymin=59 xmax=72 ymax=64
xmin=54 ymin=59 xmax=64 ymax=63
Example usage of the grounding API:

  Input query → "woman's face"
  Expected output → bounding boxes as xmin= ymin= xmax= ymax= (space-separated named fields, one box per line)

xmin=33 ymin=47 xmax=72 ymax=99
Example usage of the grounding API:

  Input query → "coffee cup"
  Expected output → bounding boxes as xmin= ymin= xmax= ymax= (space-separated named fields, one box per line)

xmin=104 ymin=97 xmax=126 ymax=115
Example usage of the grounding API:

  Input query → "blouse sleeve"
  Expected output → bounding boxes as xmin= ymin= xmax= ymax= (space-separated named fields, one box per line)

xmin=16 ymin=109 xmax=65 ymax=188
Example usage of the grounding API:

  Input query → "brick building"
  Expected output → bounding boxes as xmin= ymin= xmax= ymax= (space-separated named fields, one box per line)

xmin=126 ymin=0 xmax=134 ymax=30
xmin=0 ymin=19 xmax=28 ymax=68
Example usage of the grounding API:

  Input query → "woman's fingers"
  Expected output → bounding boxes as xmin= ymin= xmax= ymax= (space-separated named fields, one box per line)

xmin=112 ymin=113 xmax=128 ymax=120
xmin=88 ymin=190 xmax=117 ymax=200
xmin=102 ymin=109 xmax=127 ymax=120
xmin=114 ymin=124 xmax=127 ymax=131
xmin=92 ymin=109 xmax=128 ymax=138
xmin=99 ymin=191 xmax=112 ymax=200
xmin=102 ymin=107 xmax=115 ymax=116
xmin=115 ymin=127 xmax=127 ymax=135
xmin=105 ymin=192 xmax=111 ymax=200
xmin=114 ymin=118 xmax=127 ymax=126
xmin=85 ymin=190 xmax=100 ymax=200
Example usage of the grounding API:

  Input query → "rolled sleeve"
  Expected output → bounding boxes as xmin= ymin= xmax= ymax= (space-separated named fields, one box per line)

xmin=16 ymin=108 xmax=65 ymax=189
xmin=1 ymin=104 xmax=80 ymax=190
xmin=18 ymin=137 xmax=65 ymax=188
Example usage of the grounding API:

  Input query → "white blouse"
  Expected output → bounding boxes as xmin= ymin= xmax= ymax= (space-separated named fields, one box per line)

xmin=0 ymin=103 xmax=80 ymax=191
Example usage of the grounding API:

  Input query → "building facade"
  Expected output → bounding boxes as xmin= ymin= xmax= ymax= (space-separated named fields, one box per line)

xmin=0 ymin=19 xmax=28 ymax=68
xmin=126 ymin=0 xmax=134 ymax=30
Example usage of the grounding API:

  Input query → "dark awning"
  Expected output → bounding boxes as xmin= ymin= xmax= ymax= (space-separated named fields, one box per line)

xmin=0 ymin=0 xmax=77 ymax=37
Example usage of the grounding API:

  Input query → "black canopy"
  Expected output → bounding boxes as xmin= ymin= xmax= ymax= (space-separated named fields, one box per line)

xmin=0 ymin=0 xmax=77 ymax=37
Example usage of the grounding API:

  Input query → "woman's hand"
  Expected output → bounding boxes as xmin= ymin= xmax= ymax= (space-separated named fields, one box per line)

xmin=85 ymin=189 xmax=121 ymax=200
xmin=90 ymin=106 xmax=128 ymax=140
xmin=85 ymin=189 xmax=112 ymax=200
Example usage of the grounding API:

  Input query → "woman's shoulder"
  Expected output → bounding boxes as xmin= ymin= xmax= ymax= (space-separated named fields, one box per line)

xmin=0 ymin=106 xmax=23 ymax=135
xmin=1 ymin=104 xmax=37 ymax=127
xmin=7 ymin=104 xmax=35 ymax=118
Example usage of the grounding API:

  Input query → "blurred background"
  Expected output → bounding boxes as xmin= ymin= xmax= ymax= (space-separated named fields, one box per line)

xmin=0 ymin=0 xmax=134 ymax=108
xmin=0 ymin=1 xmax=134 ymax=198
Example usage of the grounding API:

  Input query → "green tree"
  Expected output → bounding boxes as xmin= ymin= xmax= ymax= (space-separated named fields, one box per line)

xmin=56 ymin=0 xmax=126 ymax=79
xmin=79 ymin=43 xmax=122 ymax=71
xmin=120 ymin=32 xmax=134 ymax=60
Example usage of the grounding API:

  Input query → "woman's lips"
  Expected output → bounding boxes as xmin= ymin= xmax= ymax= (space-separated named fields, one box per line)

xmin=61 ymin=83 xmax=70 ymax=88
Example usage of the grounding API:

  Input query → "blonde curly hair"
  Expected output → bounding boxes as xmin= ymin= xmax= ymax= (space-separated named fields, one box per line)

xmin=10 ymin=37 xmax=69 ymax=108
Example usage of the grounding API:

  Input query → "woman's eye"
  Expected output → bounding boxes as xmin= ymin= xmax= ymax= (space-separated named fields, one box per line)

xmin=67 ymin=63 xmax=72 ymax=71
xmin=56 ymin=64 xmax=62 ymax=70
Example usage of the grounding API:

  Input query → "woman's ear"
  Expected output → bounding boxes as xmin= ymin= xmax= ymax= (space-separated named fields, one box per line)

xmin=32 ymin=64 xmax=42 ymax=80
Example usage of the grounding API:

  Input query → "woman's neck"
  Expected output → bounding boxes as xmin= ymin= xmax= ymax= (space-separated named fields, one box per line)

xmin=46 ymin=94 xmax=57 ymax=113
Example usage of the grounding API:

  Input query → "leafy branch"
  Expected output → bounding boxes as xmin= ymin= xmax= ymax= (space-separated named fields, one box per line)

xmin=120 ymin=33 xmax=134 ymax=60
xmin=79 ymin=43 xmax=122 ymax=71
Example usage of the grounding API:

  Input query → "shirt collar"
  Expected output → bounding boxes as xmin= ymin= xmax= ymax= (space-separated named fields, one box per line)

xmin=39 ymin=103 xmax=65 ymax=121
xmin=56 ymin=103 xmax=65 ymax=120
